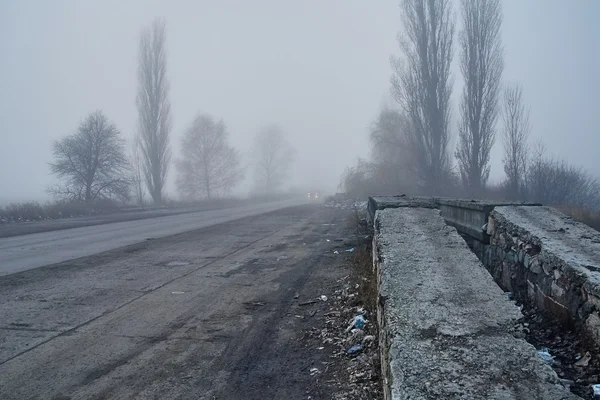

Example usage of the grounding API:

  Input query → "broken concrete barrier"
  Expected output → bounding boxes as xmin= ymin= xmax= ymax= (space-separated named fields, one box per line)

xmin=373 ymin=206 xmax=579 ymax=399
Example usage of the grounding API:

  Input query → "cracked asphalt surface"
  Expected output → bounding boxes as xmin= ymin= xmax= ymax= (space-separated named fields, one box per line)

xmin=0 ymin=204 xmax=356 ymax=400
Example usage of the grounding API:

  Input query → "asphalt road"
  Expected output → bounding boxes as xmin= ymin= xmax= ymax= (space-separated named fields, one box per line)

xmin=0 ymin=204 xmax=355 ymax=400
xmin=0 ymin=199 xmax=304 ymax=276
xmin=0 ymin=200 xmax=295 ymax=239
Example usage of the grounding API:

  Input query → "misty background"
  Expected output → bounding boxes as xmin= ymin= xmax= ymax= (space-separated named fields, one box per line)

xmin=1 ymin=0 xmax=598 ymax=204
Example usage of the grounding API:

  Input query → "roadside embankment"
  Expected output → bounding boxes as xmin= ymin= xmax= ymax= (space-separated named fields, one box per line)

xmin=373 ymin=206 xmax=579 ymax=399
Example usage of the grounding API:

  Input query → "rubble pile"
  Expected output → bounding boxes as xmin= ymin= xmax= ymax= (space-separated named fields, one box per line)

xmin=306 ymin=274 xmax=382 ymax=400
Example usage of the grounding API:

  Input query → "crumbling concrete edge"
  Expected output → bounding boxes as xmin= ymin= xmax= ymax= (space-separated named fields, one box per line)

xmin=372 ymin=206 xmax=581 ymax=400
xmin=489 ymin=206 xmax=600 ymax=343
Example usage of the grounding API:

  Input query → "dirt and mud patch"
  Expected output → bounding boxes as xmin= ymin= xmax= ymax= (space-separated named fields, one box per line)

xmin=292 ymin=209 xmax=382 ymax=400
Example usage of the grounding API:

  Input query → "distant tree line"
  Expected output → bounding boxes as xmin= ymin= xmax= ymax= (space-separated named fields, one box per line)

xmin=47 ymin=19 xmax=295 ymax=208
xmin=342 ymin=0 xmax=600 ymax=211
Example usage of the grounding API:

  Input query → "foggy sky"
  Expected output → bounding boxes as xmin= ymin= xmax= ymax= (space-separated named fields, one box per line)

xmin=1 ymin=0 xmax=598 ymax=203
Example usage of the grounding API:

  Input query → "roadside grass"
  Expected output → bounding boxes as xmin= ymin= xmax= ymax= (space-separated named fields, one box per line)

xmin=0 ymin=192 xmax=305 ymax=224
xmin=557 ymin=206 xmax=600 ymax=232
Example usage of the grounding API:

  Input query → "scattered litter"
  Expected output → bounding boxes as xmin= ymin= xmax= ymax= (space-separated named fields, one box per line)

xmin=347 ymin=344 xmax=364 ymax=355
xmin=575 ymin=351 xmax=592 ymax=367
xmin=326 ymin=239 xmax=330 ymax=242
xmin=317 ymin=346 xmax=324 ymax=350
xmin=333 ymin=250 xmax=339 ymax=255
xmin=537 ymin=348 xmax=554 ymax=364
xmin=363 ymin=335 xmax=376 ymax=344
xmin=299 ymin=300 xmax=318 ymax=306
xmin=350 ymin=328 xmax=365 ymax=341
xmin=171 ymin=291 xmax=185 ymax=295
xmin=355 ymin=307 xmax=368 ymax=317
xmin=593 ymin=384 xmax=600 ymax=398
xmin=295 ymin=315 xmax=304 ymax=319
xmin=320 ymin=295 xmax=328 ymax=302
xmin=310 ymin=367 xmax=320 ymax=376
xmin=346 ymin=315 xmax=366 ymax=332
xmin=346 ymin=248 xmax=355 ymax=253
xmin=294 ymin=293 xmax=300 ymax=299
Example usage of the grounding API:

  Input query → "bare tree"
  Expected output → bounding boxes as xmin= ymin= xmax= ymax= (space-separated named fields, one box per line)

xmin=455 ymin=0 xmax=504 ymax=193
xmin=130 ymin=135 xmax=145 ymax=206
xmin=253 ymin=125 xmax=295 ymax=196
xmin=369 ymin=107 xmax=417 ymax=193
xmin=391 ymin=0 xmax=455 ymax=193
xmin=49 ymin=111 xmax=130 ymax=203
xmin=136 ymin=18 xmax=171 ymax=205
xmin=176 ymin=114 xmax=243 ymax=200
xmin=502 ymin=83 xmax=530 ymax=199
xmin=526 ymin=143 xmax=600 ymax=208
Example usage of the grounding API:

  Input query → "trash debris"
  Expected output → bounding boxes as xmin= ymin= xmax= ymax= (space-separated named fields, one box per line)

xmin=593 ymin=384 xmax=600 ymax=398
xmin=171 ymin=291 xmax=185 ymax=295
xmin=333 ymin=250 xmax=339 ymax=254
xmin=537 ymin=348 xmax=554 ymax=364
xmin=349 ymin=328 xmax=365 ymax=342
xmin=345 ymin=248 xmax=355 ymax=253
xmin=320 ymin=295 xmax=328 ymax=302
xmin=346 ymin=315 xmax=366 ymax=332
xmin=363 ymin=335 xmax=376 ymax=344
xmin=575 ymin=351 xmax=592 ymax=367
xmin=310 ymin=367 xmax=320 ymax=376
xmin=326 ymin=239 xmax=330 ymax=242
xmin=355 ymin=307 xmax=368 ymax=317
xmin=293 ymin=293 xmax=299 ymax=299
xmin=299 ymin=300 xmax=318 ymax=306
xmin=347 ymin=344 xmax=364 ymax=355
xmin=317 ymin=346 xmax=324 ymax=350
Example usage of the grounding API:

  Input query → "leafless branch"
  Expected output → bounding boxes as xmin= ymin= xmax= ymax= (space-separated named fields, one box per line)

xmin=176 ymin=113 xmax=243 ymax=200
xmin=48 ymin=111 xmax=130 ymax=203
xmin=502 ymin=83 xmax=530 ymax=199
xmin=391 ymin=0 xmax=455 ymax=193
xmin=136 ymin=18 xmax=171 ymax=205
xmin=253 ymin=125 xmax=295 ymax=196
xmin=455 ymin=0 xmax=504 ymax=193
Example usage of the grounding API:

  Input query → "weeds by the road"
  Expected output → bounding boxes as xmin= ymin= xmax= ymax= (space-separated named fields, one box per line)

xmin=558 ymin=206 xmax=600 ymax=232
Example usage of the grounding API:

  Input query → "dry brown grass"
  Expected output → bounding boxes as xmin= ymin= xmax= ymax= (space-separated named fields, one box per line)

xmin=557 ymin=206 xmax=600 ymax=232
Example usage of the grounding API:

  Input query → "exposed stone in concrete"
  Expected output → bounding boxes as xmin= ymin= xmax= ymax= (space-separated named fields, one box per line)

xmin=374 ymin=207 xmax=577 ymax=399
xmin=486 ymin=206 xmax=600 ymax=339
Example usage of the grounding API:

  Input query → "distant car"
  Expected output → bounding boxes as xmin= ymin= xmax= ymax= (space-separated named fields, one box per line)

xmin=307 ymin=191 xmax=320 ymax=200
